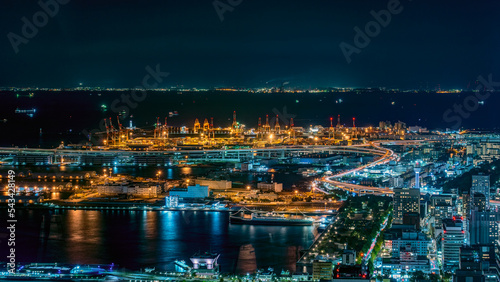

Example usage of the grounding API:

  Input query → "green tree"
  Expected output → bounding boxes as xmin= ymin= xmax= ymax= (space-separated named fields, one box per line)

xmin=409 ymin=271 xmax=427 ymax=282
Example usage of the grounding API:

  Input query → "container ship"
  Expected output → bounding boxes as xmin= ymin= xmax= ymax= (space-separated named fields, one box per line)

xmin=229 ymin=209 xmax=314 ymax=226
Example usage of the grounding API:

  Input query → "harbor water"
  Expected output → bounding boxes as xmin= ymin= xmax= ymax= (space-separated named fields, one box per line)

xmin=1 ymin=209 xmax=317 ymax=274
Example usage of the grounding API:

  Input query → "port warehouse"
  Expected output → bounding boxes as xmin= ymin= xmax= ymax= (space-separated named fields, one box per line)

xmin=0 ymin=145 xmax=386 ymax=166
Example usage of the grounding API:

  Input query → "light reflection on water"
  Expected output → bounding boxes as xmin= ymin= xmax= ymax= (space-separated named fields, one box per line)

xmin=7 ymin=209 xmax=316 ymax=274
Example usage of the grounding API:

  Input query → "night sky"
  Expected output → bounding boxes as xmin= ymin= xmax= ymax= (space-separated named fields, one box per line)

xmin=1 ymin=0 xmax=500 ymax=89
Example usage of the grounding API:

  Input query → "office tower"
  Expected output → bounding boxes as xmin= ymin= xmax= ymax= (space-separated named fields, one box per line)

xmin=393 ymin=188 xmax=420 ymax=224
xmin=431 ymin=195 xmax=454 ymax=228
xmin=458 ymin=244 xmax=499 ymax=281
xmin=453 ymin=270 xmax=485 ymax=282
xmin=472 ymin=193 xmax=487 ymax=212
xmin=462 ymin=190 xmax=471 ymax=217
xmin=471 ymin=175 xmax=490 ymax=210
xmin=414 ymin=162 xmax=422 ymax=189
xmin=403 ymin=212 xmax=421 ymax=230
xmin=459 ymin=245 xmax=482 ymax=271
xmin=442 ymin=218 xmax=465 ymax=271
xmin=469 ymin=210 xmax=500 ymax=245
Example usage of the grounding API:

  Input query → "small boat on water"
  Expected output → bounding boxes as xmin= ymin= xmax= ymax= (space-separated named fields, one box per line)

xmin=229 ymin=209 xmax=314 ymax=226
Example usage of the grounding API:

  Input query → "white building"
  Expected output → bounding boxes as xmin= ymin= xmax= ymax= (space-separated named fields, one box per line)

xmin=442 ymin=218 xmax=465 ymax=271
xmin=387 ymin=230 xmax=430 ymax=258
xmin=165 ymin=196 xmax=179 ymax=207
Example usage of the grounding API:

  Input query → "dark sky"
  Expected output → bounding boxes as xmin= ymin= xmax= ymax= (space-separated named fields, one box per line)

xmin=1 ymin=0 xmax=500 ymax=89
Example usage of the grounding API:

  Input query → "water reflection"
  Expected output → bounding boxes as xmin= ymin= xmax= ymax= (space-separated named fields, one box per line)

xmin=8 ymin=210 xmax=314 ymax=273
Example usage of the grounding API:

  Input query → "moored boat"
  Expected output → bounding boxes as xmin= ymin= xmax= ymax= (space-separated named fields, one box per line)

xmin=229 ymin=209 xmax=314 ymax=226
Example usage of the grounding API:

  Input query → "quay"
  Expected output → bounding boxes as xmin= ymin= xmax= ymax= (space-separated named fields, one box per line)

xmin=18 ymin=202 xmax=338 ymax=215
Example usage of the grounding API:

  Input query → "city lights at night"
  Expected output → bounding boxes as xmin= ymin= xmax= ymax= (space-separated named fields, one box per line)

xmin=1 ymin=1 xmax=500 ymax=281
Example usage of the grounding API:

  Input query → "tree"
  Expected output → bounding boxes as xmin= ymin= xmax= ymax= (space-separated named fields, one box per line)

xmin=409 ymin=271 xmax=426 ymax=282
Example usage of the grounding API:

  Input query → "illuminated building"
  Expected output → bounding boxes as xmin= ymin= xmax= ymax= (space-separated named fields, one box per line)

xmin=471 ymin=175 xmax=490 ymax=210
xmin=190 ymin=251 xmax=220 ymax=278
xmin=469 ymin=210 xmax=500 ymax=245
xmin=442 ymin=218 xmax=465 ymax=271
xmin=312 ymin=260 xmax=333 ymax=280
xmin=414 ymin=162 xmax=421 ymax=189
xmin=393 ymin=188 xmax=420 ymax=224
xmin=169 ymin=184 xmax=209 ymax=199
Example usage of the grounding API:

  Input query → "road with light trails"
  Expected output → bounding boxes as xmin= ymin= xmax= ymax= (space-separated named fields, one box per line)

xmin=331 ymin=142 xmax=398 ymax=178
xmin=318 ymin=141 xmax=400 ymax=196
xmin=319 ymin=139 xmax=441 ymax=195
xmin=363 ymin=214 xmax=389 ymax=264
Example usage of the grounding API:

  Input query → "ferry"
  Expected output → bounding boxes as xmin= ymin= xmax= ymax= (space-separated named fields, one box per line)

xmin=229 ymin=209 xmax=314 ymax=226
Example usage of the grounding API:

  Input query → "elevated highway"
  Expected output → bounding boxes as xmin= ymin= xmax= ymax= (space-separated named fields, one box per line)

xmin=319 ymin=141 xmax=402 ymax=196
xmin=0 ymin=144 xmax=390 ymax=166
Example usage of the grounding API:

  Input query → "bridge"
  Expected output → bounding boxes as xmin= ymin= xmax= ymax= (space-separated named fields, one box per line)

xmin=0 ymin=144 xmax=390 ymax=167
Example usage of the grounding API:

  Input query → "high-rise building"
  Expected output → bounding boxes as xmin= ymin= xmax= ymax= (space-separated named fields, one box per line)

xmin=431 ymin=195 xmax=454 ymax=228
xmin=393 ymin=188 xmax=420 ymax=224
xmin=471 ymin=175 xmax=490 ymax=210
xmin=403 ymin=212 xmax=421 ymax=230
xmin=469 ymin=210 xmax=500 ymax=245
xmin=442 ymin=218 xmax=465 ymax=271
xmin=414 ymin=163 xmax=422 ymax=189
xmin=458 ymin=244 xmax=499 ymax=281
xmin=462 ymin=190 xmax=471 ymax=217
xmin=472 ymin=193 xmax=487 ymax=212
xmin=435 ymin=204 xmax=454 ymax=225
xmin=453 ymin=270 xmax=485 ymax=282
xmin=459 ymin=245 xmax=482 ymax=271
